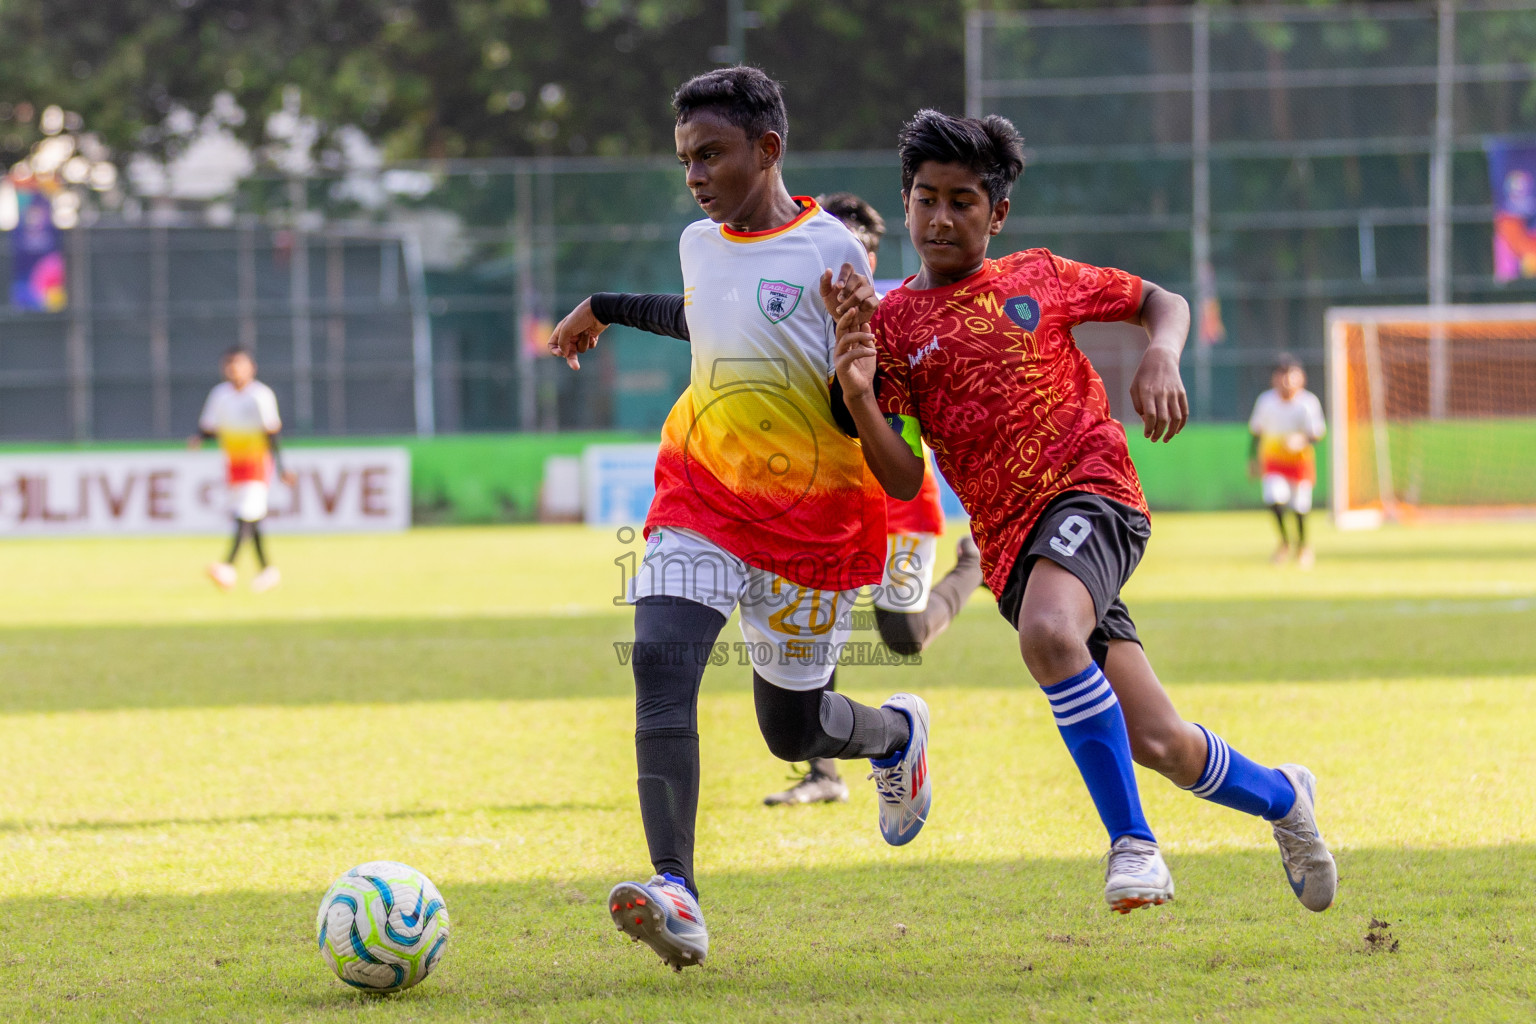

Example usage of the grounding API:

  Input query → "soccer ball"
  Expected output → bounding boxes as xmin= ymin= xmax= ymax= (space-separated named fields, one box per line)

xmin=315 ymin=861 xmax=450 ymax=992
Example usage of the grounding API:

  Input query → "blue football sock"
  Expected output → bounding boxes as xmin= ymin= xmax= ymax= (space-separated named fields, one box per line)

xmin=1044 ymin=664 xmax=1155 ymax=844
xmin=1184 ymin=724 xmax=1297 ymax=820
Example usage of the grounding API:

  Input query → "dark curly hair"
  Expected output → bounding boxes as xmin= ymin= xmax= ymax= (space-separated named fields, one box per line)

xmin=673 ymin=66 xmax=789 ymax=153
xmin=816 ymin=192 xmax=885 ymax=254
xmin=898 ymin=109 xmax=1025 ymax=207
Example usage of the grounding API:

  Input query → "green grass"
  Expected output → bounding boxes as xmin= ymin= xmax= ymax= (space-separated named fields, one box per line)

xmin=1 ymin=514 xmax=1533 ymax=1022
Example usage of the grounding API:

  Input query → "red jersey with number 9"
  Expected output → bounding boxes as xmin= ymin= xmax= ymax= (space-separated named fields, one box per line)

xmin=871 ymin=248 xmax=1150 ymax=594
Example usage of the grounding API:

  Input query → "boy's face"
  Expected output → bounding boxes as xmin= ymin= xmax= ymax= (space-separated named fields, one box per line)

xmin=903 ymin=161 xmax=1008 ymax=282
xmin=675 ymin=110 xmax=782 ymax=227
xmin=224 ymin=353 xmax=255 ymax=387
xmin=1274 ymin=367 xmax=1304 ymax=398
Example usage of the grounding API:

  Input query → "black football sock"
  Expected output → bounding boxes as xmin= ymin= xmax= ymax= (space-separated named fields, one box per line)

xmin=1294 ymin=510 xmax=1307 ymax=546
xmin=1269 ymin=504 xmax=1290 ymax=546
xmin=754 ymin=673 xmax=910 ymax=762
xmin=823 ymin=692 xmax=912 ymax=760
xmin=636 ymin=729 xmax=700 ymax=891
xmin=926 ymin=539 xmax=984 ymax=628
xmin=631 ymin=596 xmax=726 ymax=898
xmin=809 ymin=672 xmax=840 ymax=780
xmin=226 ymin=520 xmax=245 ymax=564
xmin=874 ymin=541 xmax=983 ymax=656
xmin=807 ymin=756 xmax=840 ymax=780
xmin=249 ymin=521 xmax=268 ymax=569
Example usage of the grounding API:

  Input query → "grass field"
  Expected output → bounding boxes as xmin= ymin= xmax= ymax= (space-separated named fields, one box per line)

xmin=1 ymin=513 xmax=1533 ymax=1023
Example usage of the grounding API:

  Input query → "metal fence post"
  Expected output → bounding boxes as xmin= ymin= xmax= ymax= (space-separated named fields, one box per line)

xmin=66 ymin=225 xmax=93 ymax=441
xmin=150 ymin=223 xmax=171 ymax=437
xmin=1191 ymin=6 xmax=1212 ymax=421
xmin=1427 ymin=0 xmax=1456 ymax=419
xmin=238 ymin=220 xmax=257 ymax=355
xmin=326 ymin=236 xmax=346 ymax=433
xmin=289 ymin=176 xmax=314 ymax=431
xmin=401 ymin=230 xmax=436 ymax=439
xmin=964 ymin=10 xmax=984 ymax=119
xmin=514 ymin=165 xmax=537 ymax=431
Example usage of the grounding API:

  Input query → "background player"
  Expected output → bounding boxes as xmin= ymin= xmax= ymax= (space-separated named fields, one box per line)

xmin=189 ymin=347 xmax=294 ymax=593
xmin=828 ymin=109 xmax=1336 ymax=916
xmin=547 ymin=67 xmax=932 ymax=971
xmin=562 ymin=191 xmax=983 ymax=807
xmin=1248 ymin=355 xmax=1327 ymax=568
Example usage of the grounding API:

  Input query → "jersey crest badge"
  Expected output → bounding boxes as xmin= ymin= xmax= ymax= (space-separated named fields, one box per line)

xmin=757 ymin=280 xmax=803 ymax=323
xmin=1003 ymin=295 xmax=1041 ymax=331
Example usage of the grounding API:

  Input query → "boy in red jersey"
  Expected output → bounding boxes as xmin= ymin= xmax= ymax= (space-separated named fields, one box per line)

xmin=828 ymin=110 xmax=1336 ymax=915
xmin=546 ymin=68 xmax=932 ymax=971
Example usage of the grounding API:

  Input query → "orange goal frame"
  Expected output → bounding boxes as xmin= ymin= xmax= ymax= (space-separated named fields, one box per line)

xmin=1325 ymin=303 xmax=1536 ymax=529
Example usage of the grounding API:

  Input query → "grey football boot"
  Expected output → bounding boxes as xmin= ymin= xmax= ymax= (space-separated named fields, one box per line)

xmin=764 ymin=758 xmax=849 ymax=806
xmin=1103 ymin=835 xmax=1174 ymax=914
xmin=1271 ymin=764 xmax=1338 ymax=911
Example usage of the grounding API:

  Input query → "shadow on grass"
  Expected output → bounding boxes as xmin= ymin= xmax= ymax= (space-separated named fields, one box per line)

xmin=1 ymin=594 xmax=1533 ymax=714
xmin=0 ymin=802 xmax=617 ymax=834
xmin=1322 ymin=546 xmax=1536 ymax=563
xmin=5 ymin=845 xmax=1533 ymax=1023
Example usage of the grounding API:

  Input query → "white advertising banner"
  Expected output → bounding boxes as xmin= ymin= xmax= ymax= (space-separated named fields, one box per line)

xmin=0 ymin=447 xmax=411 ymax=536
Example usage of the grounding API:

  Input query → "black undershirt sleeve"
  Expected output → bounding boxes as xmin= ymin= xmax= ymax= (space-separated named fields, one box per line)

xmin=589 ymin=293 xmax=690 ymax=341
xmin=589 ymin=291 xmax=866 ymax=439
xmin=267 ymin=431 xmax=287 ymax=475
xmin=828 ymin=375 xmax=859 ymax=438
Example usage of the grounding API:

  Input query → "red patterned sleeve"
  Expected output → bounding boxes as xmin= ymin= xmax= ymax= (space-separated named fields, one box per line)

xmin=1050 ymin=254 xmax=1143 ymax=326
xmin=872 ymin=310 xmax=915 ymax=419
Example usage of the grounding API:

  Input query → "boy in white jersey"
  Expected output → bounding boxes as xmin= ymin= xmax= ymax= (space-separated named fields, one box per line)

xmin=1248 ymin=355 xmax=1326 ymax=567
xmin=573 ymin=191 xmax=984 ymax=806
xmin=547 ymin=67 xmax=932 ymax=971
xmin=189 ymin=347 xmax=294 ymax=592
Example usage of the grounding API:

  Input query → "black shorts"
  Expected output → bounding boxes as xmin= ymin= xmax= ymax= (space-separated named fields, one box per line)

xmin=996 ymin=491 xmax=1150 ymax=668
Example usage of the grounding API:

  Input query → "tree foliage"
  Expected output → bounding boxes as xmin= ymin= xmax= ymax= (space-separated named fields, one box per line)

xmin=0 ymin=0 xmax=980 ymax=168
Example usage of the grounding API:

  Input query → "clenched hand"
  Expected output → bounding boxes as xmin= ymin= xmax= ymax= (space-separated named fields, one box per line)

xmin=1129 ymin=347 xmax=1188 ymax=442
xmin=548 ymin=297 xmax=608 ymax=370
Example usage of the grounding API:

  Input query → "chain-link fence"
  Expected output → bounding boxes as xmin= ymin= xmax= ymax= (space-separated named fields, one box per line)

xmin=969 ymin=0 xmax=1536 ymax=420
xmin=6 ymin=0 xmax=1536 ymax=441
xmin=0 ymin=223 xmax=427 ymax=441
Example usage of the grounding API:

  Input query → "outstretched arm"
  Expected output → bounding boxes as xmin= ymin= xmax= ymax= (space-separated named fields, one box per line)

xmin=832 ymin=308 xmax=925 ymax=501
xmin=548 ymin=293 xmax=689 ymax=370
xmin=267 ymin=431 xmax=298 ymax=486
xmin=1125 ymin=281 xmax=1190 ymax=443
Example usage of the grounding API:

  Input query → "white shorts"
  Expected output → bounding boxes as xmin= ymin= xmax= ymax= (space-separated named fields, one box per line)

xmin=1262 ymin=474 xmax=1313 ymax=514
xmin=873 ymin=532 xmax=938 ymax=613
xmin=229 ymin=481 xmax=270 ymax=522
xmin=628 ymin=526 xmax=858 ymax=691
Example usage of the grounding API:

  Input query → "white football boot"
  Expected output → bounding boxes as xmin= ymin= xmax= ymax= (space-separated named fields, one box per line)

xmin=1104 ymin=835 xmax=1174 ymax=914
xmin=868 ymin=693 xmax=931 ymax=846
xmin=250 ymin=566 xmax=282 ymax=593
xmin=609 ymin=874 xmax=708 ymax=971
xmin=206 ymin=562 xmax=236 ymax=591
xmin=1271 ymin=764 xmax=1337 ymax=912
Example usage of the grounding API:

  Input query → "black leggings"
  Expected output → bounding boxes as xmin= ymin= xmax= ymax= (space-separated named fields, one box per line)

xmin=228 ymin=519 xmax=267 ymax=568
xmin=630 ymin=596 xmax=908 ymax=894
xmin=633 ymin=597 xmax=907 ymax=759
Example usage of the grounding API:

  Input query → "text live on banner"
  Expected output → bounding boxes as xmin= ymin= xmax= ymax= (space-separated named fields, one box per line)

xmin=0 ymin=448 xmax=411 ymax=536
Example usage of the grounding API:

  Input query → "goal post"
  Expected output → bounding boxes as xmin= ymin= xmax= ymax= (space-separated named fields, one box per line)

xmin=1326 ymin=304 xmax=1536 ymax=528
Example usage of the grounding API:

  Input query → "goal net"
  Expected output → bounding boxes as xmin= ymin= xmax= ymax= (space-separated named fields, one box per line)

xmin=1326 ymin=305 xmax=1536 ymax=527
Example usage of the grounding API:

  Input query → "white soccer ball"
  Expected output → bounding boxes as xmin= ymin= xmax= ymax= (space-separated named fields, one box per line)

xmin=315 ymin=861 xmax=450 ymax=992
